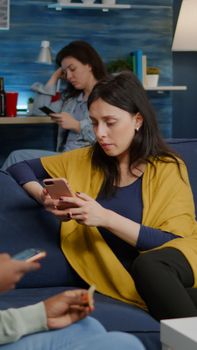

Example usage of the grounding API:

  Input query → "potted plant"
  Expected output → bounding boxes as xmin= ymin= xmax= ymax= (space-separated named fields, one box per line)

xmin=146 ymin=67 xmax=160 ymax=87
xmin=107 ymin=57 xmax=133 ymax=74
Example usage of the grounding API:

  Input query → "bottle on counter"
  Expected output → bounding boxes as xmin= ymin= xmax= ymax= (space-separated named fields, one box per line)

xmin=0 ymin=77 xmax=6 ymax=116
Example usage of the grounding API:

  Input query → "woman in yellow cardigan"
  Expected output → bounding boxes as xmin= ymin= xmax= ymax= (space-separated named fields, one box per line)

xmin=8 ymin=72 xmax=197 ymax=321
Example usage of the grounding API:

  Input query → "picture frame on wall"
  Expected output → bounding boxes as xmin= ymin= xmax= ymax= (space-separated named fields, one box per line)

xmin=0 ymin=0 xmax=10 ymax=30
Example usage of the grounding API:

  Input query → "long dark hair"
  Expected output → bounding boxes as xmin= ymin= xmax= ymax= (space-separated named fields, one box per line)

xmin=88 ymin=71 xmax=182 ymax=196
xmin=56 ymin=40 xmax=107 ymax=99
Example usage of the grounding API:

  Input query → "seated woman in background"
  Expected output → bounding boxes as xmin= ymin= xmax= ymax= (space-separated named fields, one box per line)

xmin=1 ymin=40 xmax=107 ymax=170
xmin=8 ymin=71 xmax=197 ymax=321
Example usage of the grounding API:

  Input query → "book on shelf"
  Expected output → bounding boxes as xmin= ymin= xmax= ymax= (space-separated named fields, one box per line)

xmin=130 ymin=49 xmax=147 ymax=87
xmin=142 ymin=54 xmax=147 ymax=87
xmin=135 ymin=49 xmax=143 ymax=83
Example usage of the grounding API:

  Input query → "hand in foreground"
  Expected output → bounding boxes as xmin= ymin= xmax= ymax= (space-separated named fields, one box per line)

xmin=0 ymin=253 xmax=40 ymax=293
xmin=50 ymin=112 xmax=80 ymax=132
xmin=44 ymin=289 xmax=94 ymax=329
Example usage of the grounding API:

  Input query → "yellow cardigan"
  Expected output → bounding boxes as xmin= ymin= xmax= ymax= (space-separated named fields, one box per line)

xmin=41 ymin=147 xmax=197 ymax=310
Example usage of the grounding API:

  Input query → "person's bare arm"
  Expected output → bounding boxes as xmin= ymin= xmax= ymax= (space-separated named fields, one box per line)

xmin=23 ymin=181 xmax=44 ymax=204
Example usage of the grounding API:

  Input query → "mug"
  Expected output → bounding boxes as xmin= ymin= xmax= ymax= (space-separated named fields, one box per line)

xmin=6 ymin=92 xmax=18 ymax=117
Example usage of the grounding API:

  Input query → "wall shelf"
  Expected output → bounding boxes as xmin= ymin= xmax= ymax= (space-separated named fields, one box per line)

xmin=48 ymin=3 xmax=171 ymax=11
xmin=145 ymin=86 xmax=187 ymax=91
xmin=48 ymin=3 xmax=131 ymax=11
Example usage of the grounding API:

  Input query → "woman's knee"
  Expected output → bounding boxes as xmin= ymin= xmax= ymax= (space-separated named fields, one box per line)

xmin=131 ymin=251 xmax=156 ymax=280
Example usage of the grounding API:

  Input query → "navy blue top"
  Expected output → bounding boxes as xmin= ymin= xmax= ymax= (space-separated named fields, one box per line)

xmin=7 ymin=159 xmax=180 ymax=270
xmin=7 ymin=158 xmax=48 ymax=185
xmin=97 ymin=178 xmax=180 ymax=269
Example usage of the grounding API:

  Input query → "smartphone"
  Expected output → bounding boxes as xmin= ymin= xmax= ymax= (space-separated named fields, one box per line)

xmin=43 ymin=178 xmax=76 ymax=209
xmin=88 ymin=284 xmax=96 ymax=308
xmin=39 ymin=106 xmax=55 ymax=115
xmin=13 ymin=248 xmax=46 ymax=262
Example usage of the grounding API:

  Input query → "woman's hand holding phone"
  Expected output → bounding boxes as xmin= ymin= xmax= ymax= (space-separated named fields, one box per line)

xmin=41 ymin=187 xmax=57 ymax=211
xmin=42 ymin=178 xmax=108 ymax=226
xmin=39 ymin=106 xmax=55 ymax=116
xmin=51 ymin=192 xmax=108 ymax=227
xmin=39 ymin=106 xmax=80 ymax=132
xmin=49 ymin=112 xmax=80 ymax=132
xmin=42 ymin=178 xmax=79 ymax=221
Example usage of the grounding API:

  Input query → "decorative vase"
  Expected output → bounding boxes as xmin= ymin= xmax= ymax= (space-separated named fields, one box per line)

xmin=27 ymin=103 xmax=34 ymax=115
xmin=146 ymin=74 xmax=159 ymax=87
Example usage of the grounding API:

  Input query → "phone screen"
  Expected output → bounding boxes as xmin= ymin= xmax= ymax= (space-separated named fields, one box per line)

xmin=39 ymin=106 xmax=55 ymax=115
xmin=13 ymin=248 xmax=46 ymax=262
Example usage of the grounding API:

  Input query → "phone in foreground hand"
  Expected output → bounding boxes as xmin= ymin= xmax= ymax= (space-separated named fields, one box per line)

xmin=88 ymin=285 xmax=96 ymax=308
xmin=43 ymin=178 xmax=76 ymax=209
xmin=13 ymin=248 xmax=46 ymax=262
xmin=39 ymin=106 xmax=55 ymax=115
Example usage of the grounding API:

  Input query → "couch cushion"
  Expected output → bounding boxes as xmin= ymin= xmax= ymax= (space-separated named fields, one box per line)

xmin=0 ymin=171 xmax=85 ymax=288
xmin=167 ymin=139 xmax=197 ymax=214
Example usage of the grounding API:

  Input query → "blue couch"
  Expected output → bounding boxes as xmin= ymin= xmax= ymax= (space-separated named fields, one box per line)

xmin=0 ymin=139 xmax=196 ymax=350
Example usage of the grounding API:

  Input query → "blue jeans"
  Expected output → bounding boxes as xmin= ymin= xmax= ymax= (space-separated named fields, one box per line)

xmin=0 ymin=317 xmax=145 ymax=350
xmin=1 ymin=149 xmax=57 ymax=171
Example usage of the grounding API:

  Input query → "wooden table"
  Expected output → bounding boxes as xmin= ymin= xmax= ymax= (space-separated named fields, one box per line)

xmin=0 ymin=116 xmax=54 ymax=124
